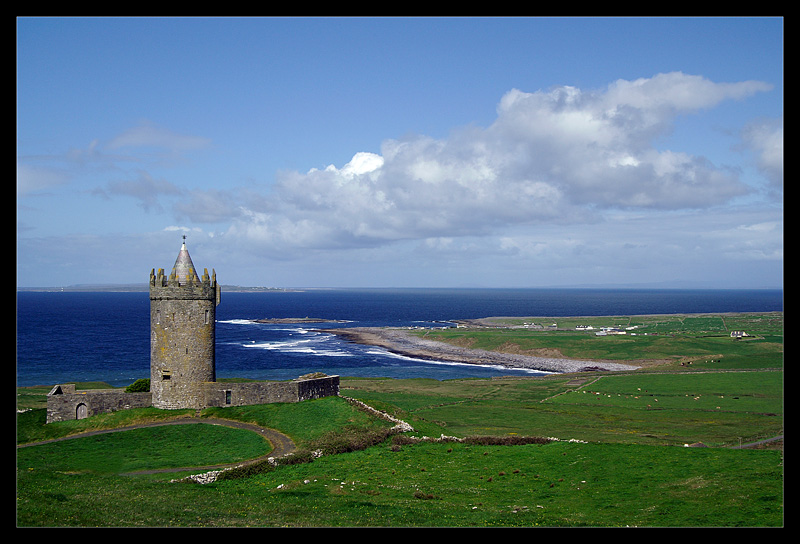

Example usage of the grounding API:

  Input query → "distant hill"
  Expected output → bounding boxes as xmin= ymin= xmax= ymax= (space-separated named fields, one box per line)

xmin=17 ymin=284 xmax=299 ymax=293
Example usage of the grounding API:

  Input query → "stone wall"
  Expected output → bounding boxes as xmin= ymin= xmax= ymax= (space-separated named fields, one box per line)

xmin=46 ymin=384 xmax=152 ymax=423
xmin=45 ymin=375 xmax=340 ymax=423
xmin=202 ymin=375 xmax=340 ymax=408
xmin=296 ymin=375 xmax=340 ymax=401
xmin=203 ymin=380 xmax=300 ymax=407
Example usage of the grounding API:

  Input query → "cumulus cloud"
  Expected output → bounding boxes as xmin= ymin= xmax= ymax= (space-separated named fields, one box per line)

xmin=224 ymin=73 xmax=775 ymax=253
xmin=486 ymin=72 xmax=770 ymax=208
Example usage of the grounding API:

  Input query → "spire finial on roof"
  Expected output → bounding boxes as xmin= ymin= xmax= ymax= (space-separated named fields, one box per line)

xmin=172 ymin=235 xmax=197 ymax=284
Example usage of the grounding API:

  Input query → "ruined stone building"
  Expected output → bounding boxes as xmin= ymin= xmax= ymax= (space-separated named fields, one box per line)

xmin=46 ymin=240 xmax=339 ymax=423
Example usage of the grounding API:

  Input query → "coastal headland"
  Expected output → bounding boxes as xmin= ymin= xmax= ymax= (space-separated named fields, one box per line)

xmin=324 ymin=327 xmax=639 ymax=374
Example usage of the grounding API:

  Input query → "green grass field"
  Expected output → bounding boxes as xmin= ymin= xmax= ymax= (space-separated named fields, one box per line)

xmin=16 ymin=312 xmax=783 ymax=527
xmin=417 ymin=313 xmax=783 ymax=369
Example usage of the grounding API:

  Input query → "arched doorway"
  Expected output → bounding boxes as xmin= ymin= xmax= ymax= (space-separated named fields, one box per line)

xmin=76 ymin=403 xmax=87 ymax=420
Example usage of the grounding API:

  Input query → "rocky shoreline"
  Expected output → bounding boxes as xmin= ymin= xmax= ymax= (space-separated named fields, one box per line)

xmin=323 ymin=327 xmax=639 ymax=374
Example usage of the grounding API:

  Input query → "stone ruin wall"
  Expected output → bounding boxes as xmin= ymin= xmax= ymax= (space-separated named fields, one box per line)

xmin=46 ymin=375 xmax=340 ymax=424
xmin=45 ymin=384 xmax=153 ymax=424
xmin=201 ymin=375 xmax=340 ymax=408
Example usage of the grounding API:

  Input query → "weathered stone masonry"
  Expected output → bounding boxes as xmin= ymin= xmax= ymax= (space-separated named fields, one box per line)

xmin=149 ymin=241 xmax=220 ymax=410
xmin=46 ymin=375 xmax=340 ymax=423
xmin=46 ymin=383 xmax=152 ymax=424
xmin=46 ymin=241 xmax=339 ymax=424
xmin=201 ymin=375 xmax=341 ymax=408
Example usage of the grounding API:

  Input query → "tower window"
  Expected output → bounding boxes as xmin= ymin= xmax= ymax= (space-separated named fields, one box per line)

xmin=162 ymin=371 xmax=172 ymax=381
xmin=205 ymin=309 xmax=210 ymax=324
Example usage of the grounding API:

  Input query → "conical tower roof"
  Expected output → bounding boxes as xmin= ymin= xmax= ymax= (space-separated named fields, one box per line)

xmin=171 ymin=238 xmax=198 ymax=285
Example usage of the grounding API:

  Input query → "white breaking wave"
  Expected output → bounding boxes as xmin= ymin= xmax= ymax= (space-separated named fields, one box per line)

xmin=220 ymin=317 xmax=549 ymax=374
xmin=218 ymin=319 xmax=257 ymax=325
xmin=242 ymin=334 xmax=351 ymax=357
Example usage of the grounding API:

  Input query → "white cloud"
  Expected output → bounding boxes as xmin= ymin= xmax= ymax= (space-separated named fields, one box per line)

xmin=17 ymin=164 xmax=68 ymax=195
xmin=224 ymin=72 xmax=775 ymax=253
xmin=95 ymin=171 xmax=183 ymax=212
xmin=106 ymin=122 xmax=211 ymax=152
xmin=173 ymin=189 xmax=243 ymax=224
xmin=603 ymin=72 xmax=772 ymax=113
xmin=332 ymin=151 xmax=384 ymax=179
xmin=740 ymin=117 xmax=783 ymax=189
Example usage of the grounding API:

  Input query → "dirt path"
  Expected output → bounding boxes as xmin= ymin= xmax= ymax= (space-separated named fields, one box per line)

xmin=17 ymin=417 xmax=297 ymax=475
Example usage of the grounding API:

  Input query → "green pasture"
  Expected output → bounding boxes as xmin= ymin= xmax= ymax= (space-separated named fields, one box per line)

xmin=477 ymin=312 xmax=783 ymax=335
xmin=417 ymin=312 xmax=783 ymax=369
xmin=342 ymin=370 xmax=782 ymax=447
xmin=17 ymin=416 xmax=783 ymax=527
xmin=551 ymin=371 xmax=783 ymax=414
xmin=17 ymin=423 xmax=271 ymax=475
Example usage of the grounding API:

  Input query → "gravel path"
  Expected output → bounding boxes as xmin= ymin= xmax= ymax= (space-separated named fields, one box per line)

xmin=325 ymin=327 xmax=640 ymax=374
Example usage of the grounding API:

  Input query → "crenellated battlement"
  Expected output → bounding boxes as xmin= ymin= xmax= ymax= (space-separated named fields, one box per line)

xmin=149 ymin=266 xmax=217 ymax=287
xmin=149 ymin=238 xmax=221 ymax=305
xmin=149 ymin=266 xmax=220 ymax=302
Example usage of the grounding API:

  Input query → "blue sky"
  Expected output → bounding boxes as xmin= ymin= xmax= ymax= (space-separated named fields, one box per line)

xmin=17 ymin=17 xmax=783 ymax=289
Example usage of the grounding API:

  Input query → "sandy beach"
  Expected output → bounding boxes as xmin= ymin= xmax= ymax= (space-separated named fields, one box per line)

xmin=324 ymin=327 xmax=640 ymax=374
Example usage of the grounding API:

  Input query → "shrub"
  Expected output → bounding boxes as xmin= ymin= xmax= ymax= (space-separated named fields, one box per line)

xmin=216 ymin=458 xmax=276 ymax=480
xmin=276 ymin=449 xmax=317 ymax=465
xmin=217 ymin=427 xmax=396 ymax=481
xmin=462 ymin=435 xmax=551 ymax=446
xmin=311 ymin=425 xmax=395 ymax=455
xmin=125 ymin=379 xmax=150 ymax=393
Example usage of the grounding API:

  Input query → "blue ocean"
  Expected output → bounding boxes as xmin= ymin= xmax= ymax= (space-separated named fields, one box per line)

xmin=16 ymin=288 xmax=783 ymax=388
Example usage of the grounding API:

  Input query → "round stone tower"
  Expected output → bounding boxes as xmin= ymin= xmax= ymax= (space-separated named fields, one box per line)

xmin=149 ymin=238 xmax=221 ymax=410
